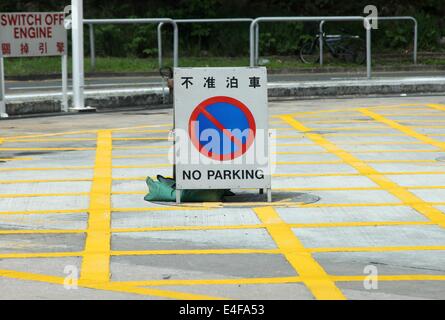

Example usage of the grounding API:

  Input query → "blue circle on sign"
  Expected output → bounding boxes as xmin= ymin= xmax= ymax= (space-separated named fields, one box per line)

xmin=189 ymin=96 xmax=256 ymax=161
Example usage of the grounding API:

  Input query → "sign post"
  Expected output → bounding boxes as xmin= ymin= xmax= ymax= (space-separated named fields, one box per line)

xmin=174 ymin=67 xmax=271 ymax=203
xmin=71 ymin=0 xmax=86 ymax=110
xmin=0 ymin=11 xmax=68 ymax=116
xmin=0 ymin=56 xmax=5 ymax=118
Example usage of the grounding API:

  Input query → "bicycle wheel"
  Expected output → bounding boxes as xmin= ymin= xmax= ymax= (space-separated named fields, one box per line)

xmin=339 ymin=37 xmax=366 ymax=64
xmin=299 ymin=40 xmax=320 ymax=64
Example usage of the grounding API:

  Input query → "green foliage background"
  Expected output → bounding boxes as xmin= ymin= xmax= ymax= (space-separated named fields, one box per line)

xmin=1 ymin=0 xmax=444 ymax=58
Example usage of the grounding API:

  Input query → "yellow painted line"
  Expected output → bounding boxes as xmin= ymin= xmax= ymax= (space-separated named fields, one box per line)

xmin=0 ymin=252 xmax=83 ymax=259
xmin=276 ymin=149 xmax=440 ymax=155
xmin=114 ymin=187 xmax=382 ymax=196
xmin=0 ymin=129 xmax=99 ymax=140
xmin=366 ymin=159 xmax=440 ymax=164
xmin=370 ymin=104 xmax=426 ymax=109
xmin=289 ymin=221 xmax=434 ymax=228
xmin=109 ymin=123 xmax=171 ymax=132
xmin=331 ymin=141 xmax=425 ymax=145
xmin=98 ymin=282 xmax=224 ymax=300
xmin=113 ymin=176 xmax=161 ymax=181
xmin=275 ymin=141 xmax=425 ymax=146
xmin=0 ymin=166 xmax=92 ymax=172
xmin=331 ymin=275 xmax=445 ymax=282
xmin=273 ymin=143 xmax=316 ymax=146
xmin=0 ymin=229 xmax=85 ymax=235
xmin=305 ymin=126 xmax=388 ymax=131
xmin=0 ymin=209 xmax=86 ymax=215
xmin=93 ymin=283 xmax=224 ymax=300
xmin=0 ymin=158 xmax=34 ymax=161
xmin=0 ymin=178 xmax=92 ymax=184
xmin=113 ymin=164 xmax=172 ymax=169
xmin=276 ymin=159 xmax=441 ymax=165
xmin=0 ymin=269 xmax=221 ymax=300
xmin=274 ymin=161 xmax=342 ymax=165
xmin=0 ymin=163 xmax=172 ymax=171
xmin=0 ymin=147 xmax=95 ymax=151
xmin=420 ymin=104 xmax=445 ymax=112
xmin=111 ymin=249 xmax=280 ymax=256
xmin=0 ymin=192 xmax=88 ymax=198
xmin=80 ymin=130 xmax=112 ymax=283
xmin=396 ymin=119 xmax=445 ymax=123
xmin=304 ymin=120 xmax=375 ymax=124
xmin=282 ymin=114 xmax=445 ymax=228
xmin=113 ymin=129 xmax=170 ymax=134
xmin=323 ymin=133 xmax=405 ymax=137
xmin=411 ymin=125 xmax=445 ymax=129
xmin=360 ymin=109 xmax=445 ymax=151
xmin=377 ymin=113 xmax=445 ymax=117
xmin=273 ymin=171 xmax=445 ymax=178
xmin=113 ymin=137 xmax=169 ymax=141
xmin=353 ymin=149 xmax=441 ymax=153
xmin=112 ymin=153 xmax=168 ymax=159
xmin=113 ymin=145 xmax=171 ymax=150
xmin=4 ymin=138 xmax=96 ymax=143
xmin=310 ymin=246 xmax=445 ymax=253
xmin=254 ymin=207 xmax=345 ymax=300
xmin=114 ymin=276 xmax=303 ymax=287
xmin=115 ymin=171 xmax=445 ymax=182
xmin=282 ymin=106 xmax=365 ymax=117
xmin=113 ymin=224 xmax=266 ymax=233
xmin=111 ymin=206 xmax=210 ymax=212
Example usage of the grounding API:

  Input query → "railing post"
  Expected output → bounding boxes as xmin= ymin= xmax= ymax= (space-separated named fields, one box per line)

xmin=255 ymin=23 xmax=259 ymax=65
xmin=172 ymin=21 xmax=178 ymax=67
xmin=157 ymin=22 xmax=164 ymax=69
xmin=250 ymin=20 xmax=257 ymax=67
xmin=61 ymin=53 xmax=69 ymax=112
xmin=0 ymin=56 xmax=7 ymax=118
xmin=413 ymin=19 xmax=418 ymax=64
xmin=89 ymin=23 xmax=95 ymax=70
xmin=365 ymin=18 xmax=372 ymax=79
xmin=319 ymin=20 xmax=325 ymax=66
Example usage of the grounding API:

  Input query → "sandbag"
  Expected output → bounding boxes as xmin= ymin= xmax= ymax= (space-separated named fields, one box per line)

xmin=144 ymin=175 xmax=230 ymax=202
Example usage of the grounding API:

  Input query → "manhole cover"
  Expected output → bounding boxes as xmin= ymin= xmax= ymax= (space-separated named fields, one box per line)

xmin=150 ymin=191 xmax=320 ymax=209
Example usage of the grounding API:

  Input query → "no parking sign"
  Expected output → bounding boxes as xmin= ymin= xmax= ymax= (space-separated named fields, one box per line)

xmin=174 ymin=67 xmax=271 ymax=196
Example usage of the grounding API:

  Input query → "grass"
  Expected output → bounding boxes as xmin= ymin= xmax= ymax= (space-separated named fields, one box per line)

xmin=3 ymin=55 xmax=444 ymax=77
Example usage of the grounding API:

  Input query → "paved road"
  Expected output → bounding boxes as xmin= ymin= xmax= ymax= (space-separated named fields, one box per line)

xmin=1 ymin=95 xmax=445 ymax=299
xmin=5 ymin=71 xmax=445 ymax=95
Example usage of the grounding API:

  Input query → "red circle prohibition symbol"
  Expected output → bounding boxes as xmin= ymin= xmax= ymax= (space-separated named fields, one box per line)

xmin=188 ymin=96 xmax=256 ymax=161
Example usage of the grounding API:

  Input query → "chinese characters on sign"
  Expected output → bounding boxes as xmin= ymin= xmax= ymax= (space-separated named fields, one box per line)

xmin=181 ymin=75 xmax=263 ymax=90
xmin=0 ymin=12 xmax=67 ymax=57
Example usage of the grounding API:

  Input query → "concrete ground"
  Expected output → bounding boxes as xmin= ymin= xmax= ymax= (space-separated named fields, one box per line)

xmin=1 ymin=95 xmax=445 ymax=299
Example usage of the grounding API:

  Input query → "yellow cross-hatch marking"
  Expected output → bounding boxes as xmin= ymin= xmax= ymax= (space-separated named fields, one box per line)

xmin=359 ymin=108 xmax=445 ymax=151
xmin=281 ymin=114 xmax=445 ymax=228
xmin=80 ymin=130 xmax=112 ymax=283
xmin=253 ymin=207 xmax=346 ymax=300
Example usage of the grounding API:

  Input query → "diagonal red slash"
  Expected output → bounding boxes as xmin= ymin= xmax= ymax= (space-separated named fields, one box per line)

xmin=198 ymin=106 xmax=245 ymax=150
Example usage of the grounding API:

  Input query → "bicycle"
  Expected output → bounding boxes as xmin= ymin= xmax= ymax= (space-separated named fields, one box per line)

xmin=300 ymin=31 xmax=366 ymax=64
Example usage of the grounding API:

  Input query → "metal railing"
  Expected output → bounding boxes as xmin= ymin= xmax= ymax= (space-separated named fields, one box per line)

xmin=249 ymin=16 xmax=373 ymax=78
xmin=319 ymin=16 xmax=417 ymax=66
xmin=157 ymin=18 xmax=258 ymax=69
xmin=84 ymin=18 xmax=179 ymax=69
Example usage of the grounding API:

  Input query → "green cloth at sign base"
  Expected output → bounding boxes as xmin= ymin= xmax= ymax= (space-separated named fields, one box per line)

xmin=144 ymin=175 xmax=233 ymax=202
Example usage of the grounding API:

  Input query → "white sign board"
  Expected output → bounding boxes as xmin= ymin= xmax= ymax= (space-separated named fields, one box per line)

xmin=0 ymin=12 xmax=67 ymax=57
xmin=174 ymin=67 xmax=271 ymax=191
